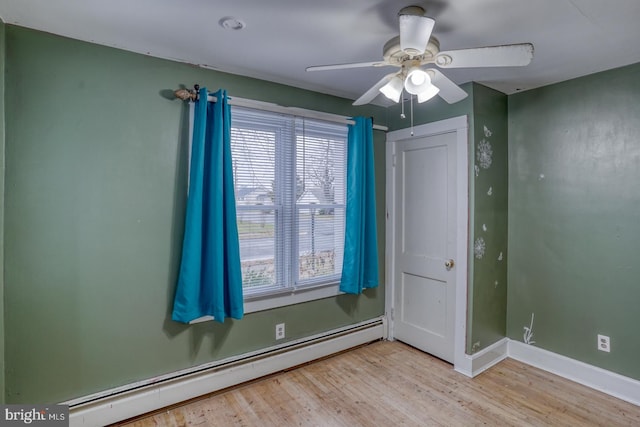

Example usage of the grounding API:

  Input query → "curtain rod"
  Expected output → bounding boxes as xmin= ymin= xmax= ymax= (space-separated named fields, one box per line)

xmin=174 ymin=87 xmax=388 ymax=132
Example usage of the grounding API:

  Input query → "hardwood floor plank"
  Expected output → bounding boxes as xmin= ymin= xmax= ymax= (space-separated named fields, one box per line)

xmin=116 ymin=341 xmax=640 ymax=427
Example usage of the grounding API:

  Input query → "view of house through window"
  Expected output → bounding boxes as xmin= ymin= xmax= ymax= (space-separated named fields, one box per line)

xmin=231 ymin=107 xmax=347 ymax=297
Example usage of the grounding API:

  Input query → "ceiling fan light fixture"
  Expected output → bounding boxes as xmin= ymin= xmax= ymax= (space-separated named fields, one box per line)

xmin=399 ymin=7 xmax=435 ymax=56
xmin=404 ymin=67 xmax=431 ymax=95
xmin=417 ymin=84 xmax=440 ymax=103
xmin=379 ymin=75 xmax=404 ymax=103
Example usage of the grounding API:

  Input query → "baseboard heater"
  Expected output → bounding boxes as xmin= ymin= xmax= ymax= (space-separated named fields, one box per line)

xmin=67 ymin=317 xmax=386 ymax=426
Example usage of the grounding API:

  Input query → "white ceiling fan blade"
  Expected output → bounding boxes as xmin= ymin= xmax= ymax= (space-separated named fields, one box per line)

xmin=435 ymin=43 xmax=534 ymax=68
xmin=427 ymin=69 xmax=468 ymax=104
xmin=352 ymin=73 xmax=399 ymax=106
xmin=306 ymin=61 xmax=390 ymax=72
xmin=399 ymin=6 xmax=435 ymax=56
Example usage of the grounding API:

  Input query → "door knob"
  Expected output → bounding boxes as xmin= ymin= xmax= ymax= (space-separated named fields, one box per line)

xmin=445 ymin=259 xmax=455 ymax=270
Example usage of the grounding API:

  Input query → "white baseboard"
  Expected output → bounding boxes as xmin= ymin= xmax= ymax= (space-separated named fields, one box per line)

xmin=509 ymin=340 xmax=640 ymax=407
xmin=455 ymin=337 xmax=509 ymax=378
xmin=456 ymin=337 xmax=640 ymax=408
xmin=69 ymin=318 xmax=385 ymax=427
xmin=472 ymin=338 xmax=509 ymax=376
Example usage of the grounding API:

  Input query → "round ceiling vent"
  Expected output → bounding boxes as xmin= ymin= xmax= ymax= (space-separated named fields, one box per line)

xmin=219 ymin=16 xmax=246 ymax=31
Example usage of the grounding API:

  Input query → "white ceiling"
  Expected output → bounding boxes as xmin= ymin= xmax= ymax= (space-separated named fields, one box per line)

xmin=2 ymin=0 xmax=640 ymax=106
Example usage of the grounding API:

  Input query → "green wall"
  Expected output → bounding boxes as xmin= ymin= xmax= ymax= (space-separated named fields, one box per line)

xmin=468 ymin=84 xmax=508 ymax=353
xmin=0 ymin=18 xmax=6 ymax=404
xmin=507 ymin=62 xmax=640 ymax=380
xmin=3 ymin=26 xmax=387 ymax=403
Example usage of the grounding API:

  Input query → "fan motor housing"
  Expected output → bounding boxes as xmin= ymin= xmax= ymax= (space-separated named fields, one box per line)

xmin=383 ymin=35 xmax=440 ymax=66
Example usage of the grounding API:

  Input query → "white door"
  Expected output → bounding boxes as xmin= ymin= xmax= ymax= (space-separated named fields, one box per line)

xmin=389 ymin=127 xmax=458 ymax=363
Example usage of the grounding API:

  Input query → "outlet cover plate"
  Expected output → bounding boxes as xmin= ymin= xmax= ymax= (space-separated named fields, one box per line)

xmin=275 ymin=323 xmax=285 ymax=340
xmin=597 ymin=334 xmax=610 ymax=352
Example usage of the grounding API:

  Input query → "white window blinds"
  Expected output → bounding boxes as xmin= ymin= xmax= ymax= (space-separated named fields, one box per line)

xmin=231 ymin=106 xmax=347 ymax=297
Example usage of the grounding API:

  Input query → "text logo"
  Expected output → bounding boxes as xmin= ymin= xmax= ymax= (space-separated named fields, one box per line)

xmin=1 ymin=405 xmax=68 ymax=426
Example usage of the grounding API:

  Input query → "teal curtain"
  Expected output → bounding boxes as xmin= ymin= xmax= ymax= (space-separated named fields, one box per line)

xmin=340 ymin=117 xmax=379 ymax=294
xmin=172 ymin=87 xmax=243 ymax=323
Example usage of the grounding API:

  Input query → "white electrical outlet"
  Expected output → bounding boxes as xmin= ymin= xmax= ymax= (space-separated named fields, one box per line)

xmin=597 ymin=334 xmax=610 ymax=353
xmin=275 ymin=323 xmax=285 ymax=340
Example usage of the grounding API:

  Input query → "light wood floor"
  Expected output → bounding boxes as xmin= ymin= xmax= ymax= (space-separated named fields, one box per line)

xmin=117 ymin=340 xmax=640 ymax=426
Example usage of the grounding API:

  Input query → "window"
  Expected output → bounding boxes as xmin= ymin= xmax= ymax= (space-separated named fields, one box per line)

xmin=230 ymin=107 xmax=347 ymax=303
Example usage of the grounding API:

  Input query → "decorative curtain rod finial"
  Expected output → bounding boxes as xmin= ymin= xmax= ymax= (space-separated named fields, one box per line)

xmin=174 ymin=85 xmax=201 ymax=102
xmin=174 ymin=88 xmax=197 ymax=102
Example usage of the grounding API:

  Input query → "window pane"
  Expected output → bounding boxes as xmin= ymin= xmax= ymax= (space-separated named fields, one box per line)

xmin=231 ymin=114 xmax=282 ymax=292
xmin=296 ymin=125 xmax=346 ymax=206
xmin=297 ymin=206 xmax=345 ymax=282
xmin=231 ymin=127 xmax=276 ymax=206
xmin=237 ymin=209 xmax=277 ymax=289
xmin=296 ymin=121 xmax=346 ymax=284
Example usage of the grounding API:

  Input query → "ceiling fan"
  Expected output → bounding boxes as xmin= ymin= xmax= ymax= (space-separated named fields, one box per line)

xmin=306 ymin=5 xmax=534 ymax=106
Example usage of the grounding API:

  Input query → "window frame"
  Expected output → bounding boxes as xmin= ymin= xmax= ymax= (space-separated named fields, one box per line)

xmin=230 ymin=106 xmax=348 ymax=313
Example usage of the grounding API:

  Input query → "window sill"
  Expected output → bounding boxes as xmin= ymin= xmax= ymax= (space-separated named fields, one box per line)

xmin=188 ymin=283 xmax=342 ymax=324
xmin=245 ymin=283 xmax=342 ymax=313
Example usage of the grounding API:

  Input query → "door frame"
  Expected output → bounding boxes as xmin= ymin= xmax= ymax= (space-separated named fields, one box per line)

xmin=385 ymin=115 xmax=470 ymax=375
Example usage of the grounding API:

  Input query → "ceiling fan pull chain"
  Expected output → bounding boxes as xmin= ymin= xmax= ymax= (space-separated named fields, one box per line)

xmin=400 ymin=92 xmax=406 ymax=119
xmin=410 ymin=94 xmax=414 ymax=136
